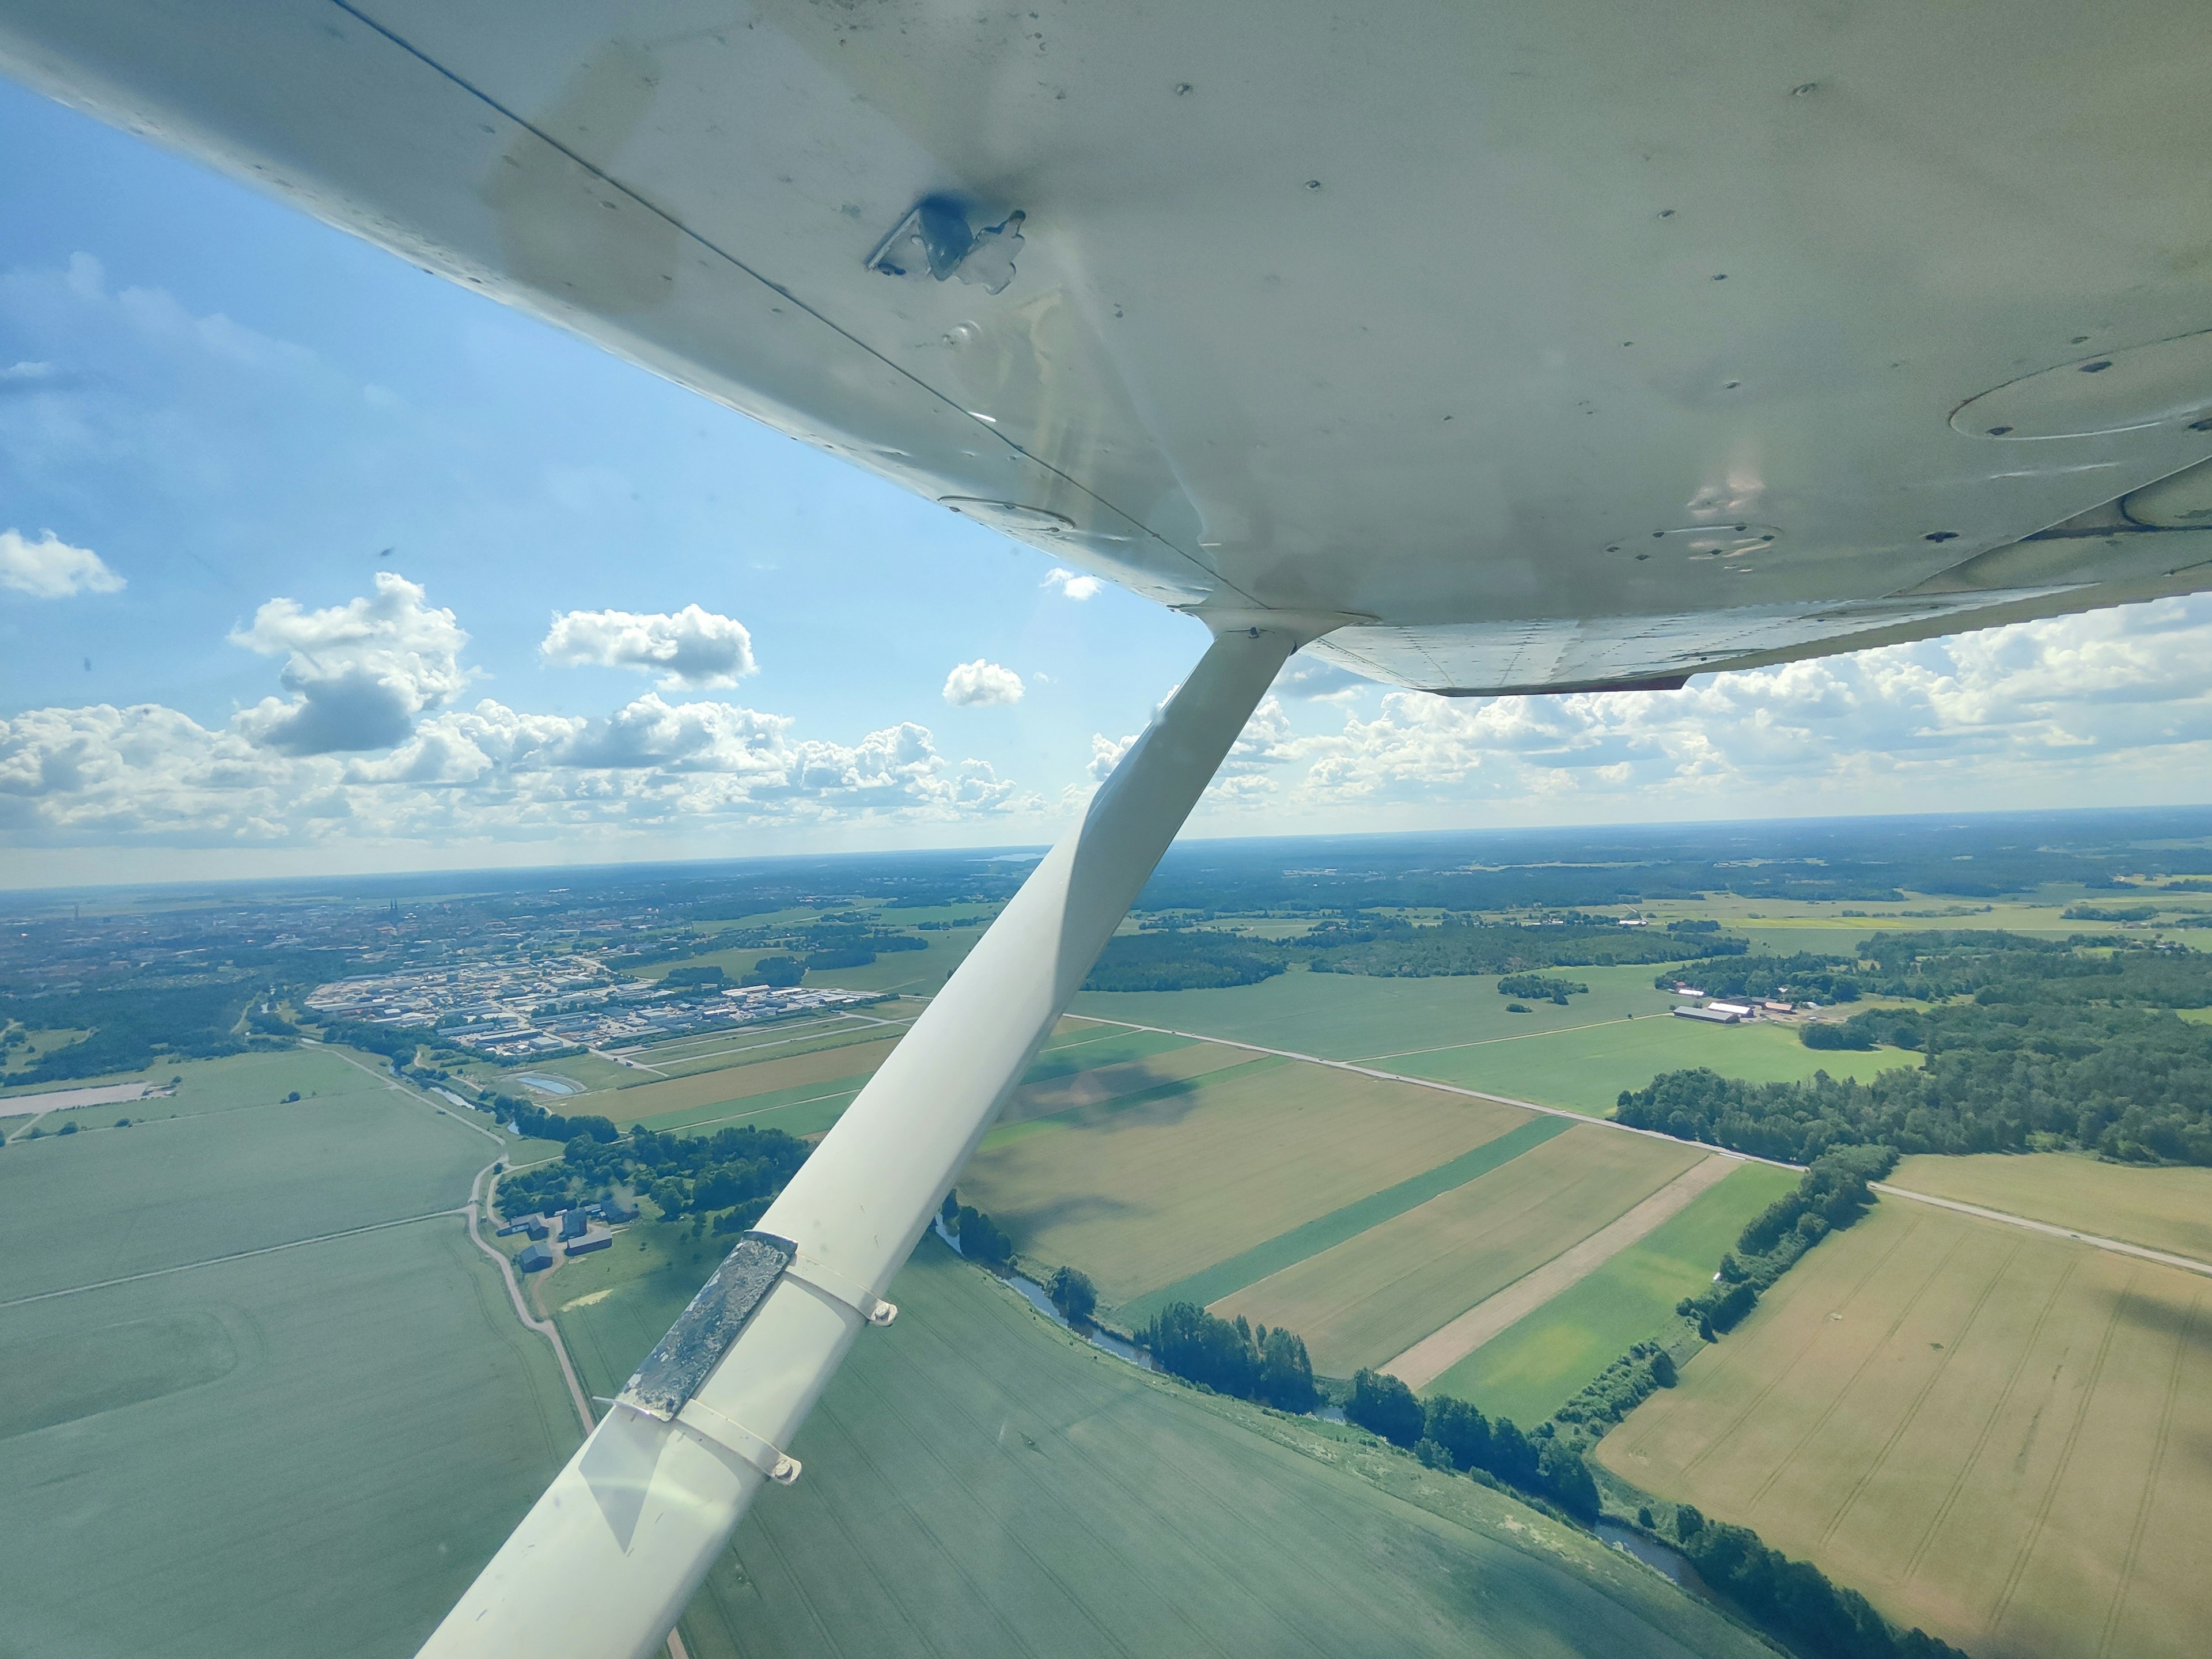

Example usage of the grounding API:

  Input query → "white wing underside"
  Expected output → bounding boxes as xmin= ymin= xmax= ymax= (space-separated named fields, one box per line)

xmin=3 ymin=0 xmax=2211 ymax=691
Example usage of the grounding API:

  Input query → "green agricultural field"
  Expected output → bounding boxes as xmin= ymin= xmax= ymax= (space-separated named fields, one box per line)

xmin=1599 ymin=1198 xmax=2212 ymax=1659
xmin=0 ymin=1041 xmax=360 ymax=1109
xmin=560 ymin=1232 xmax=1776 ymax=1659
xmin=0 ymin=1050 xmax=579 ymax=1659
xmin=957 ymin=1059 xmax=1532 ymax=1309
xmin=1070 ymin=966 xmax=1913 ymax=1115
xmin=1071 ymin=960 xmax=1686 ymax=1067
xmin=1425 ymin=1161 xmax=1800 ymax=1422
xmin=1887 ymin=1152 xmax=2212 ymax=1262
xmin=621 ymin=1003 xmax=921 ymax=1073
xmin=0 ymin=1058 xmax=495 ymax=1300
xmin=604 ymin=1034 xmax=905 ymax=1123
xmin=1397 ymin=1015 xmax=1912 ymax=1116
xmin=1219 ymin=1125 xmax=1705 ymax=1376
xmin=803 ymin=930 xmax=986 ymax=995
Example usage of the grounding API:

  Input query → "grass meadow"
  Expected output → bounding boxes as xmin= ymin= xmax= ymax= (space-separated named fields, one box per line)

xmin=1425 ymin=1160 xmax=1800 ymax=1421
xmin=1216 ymin=1124 xmax=1705 ymax=1375
xmin=1597 ymin=1198 xmax=2212 ymax=1659
xmin=563 ymin=1232 xmax=1777 ymax=1659
xmin=1888 ymin=1152 xmax=2212 ymax=1262
xmin=0 ymin=1050 xmax=578 ymax=1659
xmin=1071 ymin=964 xmax=1910 ymax=1115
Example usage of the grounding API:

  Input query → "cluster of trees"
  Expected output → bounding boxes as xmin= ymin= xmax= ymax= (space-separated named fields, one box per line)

xmin=1344 ymin=1370 xmax=1599 ymax=1520
xmin=1497 ymin=973 xmax=1586 ymax=1003
xmin=1548 ymin=1341 xmax=1677 ymax=1442
xmin=1046 ymin=1266 xmax=1097 ymax=1323
xmin=1621 ymin=944 xmax=2212 ymax=1165
xmin=1 ymin=979 xmax=272 ymax=1083
xmin=1140 ymin=1301 xmax=1319 ymax=1413
xmin=661 ymin=964 xmax=726 ymax=987
xmin=1084 ymin=930 xmax=1287 ymax=991
xmin=1671 ymin=1148 xmax=1893 ymax=1336
xmin=498 ymin=1120 xmax=811 ymax=1232
xmin=1659 ymin=952 xmax=1865 ymax=1004
xmin=943 ymin=1198 xmax=1014 ymax=1267
xmin=486 ymin=1090 xmax=620 ymax=1146
xmin=1671 ymin=1508 xmax=1965 ymax=1659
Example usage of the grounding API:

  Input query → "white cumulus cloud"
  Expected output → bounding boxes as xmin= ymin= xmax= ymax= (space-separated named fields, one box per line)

xmin=540 ymin=604 xmax=756 ymax=688
xmin=1043 ymin=567 xmax=1103 ymax=601
xmin=942 ymin=659 xmax=1025 ymax=707
xmin=0 ymin=529 xmax=125 ymax=599
xmin=228 ymin=572 xmax=471 ymax=756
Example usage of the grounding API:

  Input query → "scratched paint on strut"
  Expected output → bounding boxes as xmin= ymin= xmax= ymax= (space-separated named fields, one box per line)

xmin=616 ymin=1232 xmax=794 ymax=1419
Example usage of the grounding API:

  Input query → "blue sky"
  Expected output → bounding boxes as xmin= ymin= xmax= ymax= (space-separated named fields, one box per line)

xmin=3 ymin=77 xmax=2211 ymax=888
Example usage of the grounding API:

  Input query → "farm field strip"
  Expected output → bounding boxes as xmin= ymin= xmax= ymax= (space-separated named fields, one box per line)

xmin=1064 ymin=1011 xmax=1801 ymax=1165
xmin=0 ymin=1207 xmax=463 ymax=1309
xmin=1598 ymin=1200 xmax=2212 ymax=1659
xmin=1218 ymin=1126 xmax=1707 ymax=1376
xmin=604 ymin=1036 xmax=906 ymax=1120
xmin=1874 ymin=1184 xmax=2212 ymax=1279
xmin=1118 ymin=1115 xmax=1571 ymax=1327
xmin=999 ymin=1040 xmax=1250 ymax=1130
xmin=1886 ymin=1152 xmax=2212 ymax=1266
xmin=1424 ymin=1161 xmax=1801 ymax=1423
xmin=957 ymin=1061 xmax=1534 ymax=1306
xmin=1384 ymin=1153 xmax=1736 ymax=1388
xmin=1350 ymin=1012 xmax=1646 ymax=1063
xmin=0 ymin=1050 xmax=581 ymax=1659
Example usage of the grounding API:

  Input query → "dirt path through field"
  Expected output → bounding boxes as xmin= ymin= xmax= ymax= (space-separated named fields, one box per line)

xmin=1380 ymin=1153 xmax=1736 ymax=1388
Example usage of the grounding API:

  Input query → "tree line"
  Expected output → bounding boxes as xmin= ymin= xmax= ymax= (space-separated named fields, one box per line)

xmin=1084 ymin=914 xmax=1749 ymax=991
xmin=1139 ymin=1301 xmax=1319 ymax=1414
xmin=1670 ymin=1507 xmax=1965 ymax=1659
xmin=1343 ymin=1369 xmax=1600 ymax=1520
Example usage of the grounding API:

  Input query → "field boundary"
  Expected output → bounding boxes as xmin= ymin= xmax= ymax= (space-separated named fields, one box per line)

xmin=1066 ymin=1010 xmax=2212 ymax=1285
xmin=1872 ymin=1184 xmax=2212 ymax=1279
xmin=1118 ymin=1114 xmax=1574 ymax=1327
xmin=1383 ymin=1153 xmax=1737 ymax=1388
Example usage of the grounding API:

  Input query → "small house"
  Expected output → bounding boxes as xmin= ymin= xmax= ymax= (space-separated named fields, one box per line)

xmin=566 ymin=1235 xmax=612 ymax=1257
xmin=516 ymin=1243 xmax=555 ymax=1272
xmin=559 ymin=1209 xmax=589 ymax=1240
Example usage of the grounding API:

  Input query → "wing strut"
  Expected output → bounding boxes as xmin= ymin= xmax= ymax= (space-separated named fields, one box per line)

xmin=416 ymin=619 xmax=1305 ymax=1659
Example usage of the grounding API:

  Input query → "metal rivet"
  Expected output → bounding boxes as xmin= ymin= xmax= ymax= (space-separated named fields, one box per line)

xmin=1305 ymin=180 xmax=1321 ymax=191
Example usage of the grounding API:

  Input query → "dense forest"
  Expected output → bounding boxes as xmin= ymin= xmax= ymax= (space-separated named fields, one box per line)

xmin=1622 ymin=937 xmax=2212 ymax=1165
xmin=1085 ymin=914 xmax=1746 ymax=991
xmin=0 ymin=955 xmax=343 ymax=1083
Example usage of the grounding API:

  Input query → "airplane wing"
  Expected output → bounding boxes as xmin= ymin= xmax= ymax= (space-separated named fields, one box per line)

xmin=6 ymin=6 xmax=2210 ymax=1657
xmin=4 ymin=0 xmax=2209 ymax=694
